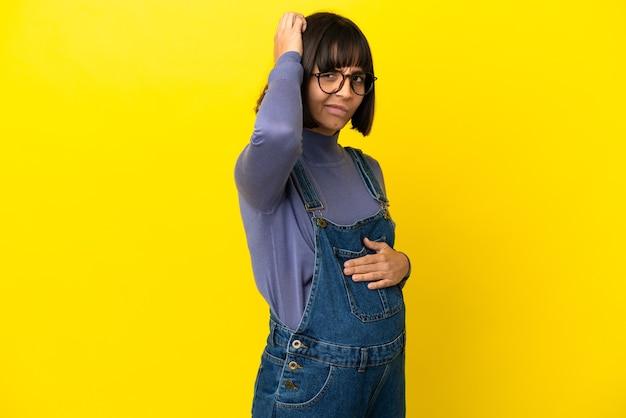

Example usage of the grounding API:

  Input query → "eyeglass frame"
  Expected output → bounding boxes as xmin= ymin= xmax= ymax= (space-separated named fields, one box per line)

xmin=311 ymin=71 xmax=377 ymax=96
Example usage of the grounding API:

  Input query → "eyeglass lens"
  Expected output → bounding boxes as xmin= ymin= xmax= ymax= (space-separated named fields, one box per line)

xmin=316 ymin=72 xmax=375 ymax=96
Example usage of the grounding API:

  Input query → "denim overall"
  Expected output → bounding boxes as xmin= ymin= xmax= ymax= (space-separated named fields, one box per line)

xmin=252 ymin=148 xmax=406 ymax=417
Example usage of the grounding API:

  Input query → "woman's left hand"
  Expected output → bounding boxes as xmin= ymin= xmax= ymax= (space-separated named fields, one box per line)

xmin=343 ymin=238 xmax=410 ymax=290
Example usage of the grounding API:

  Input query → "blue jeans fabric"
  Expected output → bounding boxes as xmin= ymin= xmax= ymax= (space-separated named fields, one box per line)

xmin=252 ymin=148 xmax=406 ymax=417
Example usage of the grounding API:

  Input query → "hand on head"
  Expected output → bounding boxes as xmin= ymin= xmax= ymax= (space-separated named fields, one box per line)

xmin=274 ymin=12 xmax=307 ymax=63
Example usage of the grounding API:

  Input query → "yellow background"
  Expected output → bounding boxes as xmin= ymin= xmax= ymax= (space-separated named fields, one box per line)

xmin=1 ymin=0 xmax=625 ymax=417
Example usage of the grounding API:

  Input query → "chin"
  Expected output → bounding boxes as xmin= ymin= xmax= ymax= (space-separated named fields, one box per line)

xmin=323 ymin=122 xmax=349 ymax=133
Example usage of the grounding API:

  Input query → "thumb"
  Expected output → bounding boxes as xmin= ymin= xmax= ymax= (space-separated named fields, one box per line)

xmin=363 ymin=237 xmax=390 ymax=253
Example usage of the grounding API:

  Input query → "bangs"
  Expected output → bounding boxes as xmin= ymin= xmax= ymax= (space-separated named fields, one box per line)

xmin=314 ymin=24 xmax=373 ymax=72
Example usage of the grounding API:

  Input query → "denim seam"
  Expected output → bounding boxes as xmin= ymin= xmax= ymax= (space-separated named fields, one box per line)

xmin=262 ymin=350 xmax=285 ymax=367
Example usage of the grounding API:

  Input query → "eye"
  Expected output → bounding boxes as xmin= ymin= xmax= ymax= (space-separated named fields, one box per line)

xmin=351 ymin=73 xmax=366 ymax=84
xmin=320 ymin=72 xmax=338 ymax=80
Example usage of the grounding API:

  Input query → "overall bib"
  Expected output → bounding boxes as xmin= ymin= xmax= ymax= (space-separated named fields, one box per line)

xmin=252 ymin=148 xmax=406 ymax=418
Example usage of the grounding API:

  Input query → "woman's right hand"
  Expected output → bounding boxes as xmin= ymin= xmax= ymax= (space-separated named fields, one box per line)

xmin=274 ymin=12 xmax=307 ymax=63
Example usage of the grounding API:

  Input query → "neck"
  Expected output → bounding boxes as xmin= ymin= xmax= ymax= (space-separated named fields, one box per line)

xmin=302 ymin=129 xmax=344 ymax=165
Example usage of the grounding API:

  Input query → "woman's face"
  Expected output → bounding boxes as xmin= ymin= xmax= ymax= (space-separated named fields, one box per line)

xmin=306 ymin=65 xmax=365 ymax=136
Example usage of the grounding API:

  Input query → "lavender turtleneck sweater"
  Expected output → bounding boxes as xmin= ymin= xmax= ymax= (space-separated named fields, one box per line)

xmin=235 ymin=51 xmax=389 ymax=330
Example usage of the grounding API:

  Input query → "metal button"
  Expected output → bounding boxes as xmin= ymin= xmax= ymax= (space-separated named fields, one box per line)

xmin=316 ymin=218 xmax=327 ymax=228
xmin=285 ymin=380 xmax=298 ymax=391
xmin=288 ymin=361 xmax=302 ymax=371
xmin=291 ymin=340 xmax=307 ymax=349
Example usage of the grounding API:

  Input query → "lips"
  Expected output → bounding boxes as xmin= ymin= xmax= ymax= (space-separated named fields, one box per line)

xmin=325 ymin=104 xmax=349 ymax=116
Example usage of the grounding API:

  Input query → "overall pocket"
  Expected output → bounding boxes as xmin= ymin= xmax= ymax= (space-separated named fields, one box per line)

xmin=276 ymin=357 xmax=336 ymax=409
xmin=333 ymin=242 xmax=404 ymax=322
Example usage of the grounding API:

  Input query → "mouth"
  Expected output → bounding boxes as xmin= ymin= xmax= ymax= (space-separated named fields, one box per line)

xmin=325 ymin=104 xmax=349 ymax=116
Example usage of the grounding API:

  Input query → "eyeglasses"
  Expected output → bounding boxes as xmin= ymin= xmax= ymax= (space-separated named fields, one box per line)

xmin=312 ymin=71 xmax=377 ymax=96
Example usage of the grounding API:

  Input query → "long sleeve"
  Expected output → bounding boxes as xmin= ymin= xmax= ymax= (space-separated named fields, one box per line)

xmin=235 ymin=52 xmax=304 ymax=213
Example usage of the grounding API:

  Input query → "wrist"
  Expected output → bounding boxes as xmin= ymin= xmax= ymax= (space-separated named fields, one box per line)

xmin=398 ymin=252 xmax=411 ymax=282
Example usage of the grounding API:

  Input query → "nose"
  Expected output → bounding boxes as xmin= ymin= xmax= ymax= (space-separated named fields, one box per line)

xmin=335 ymin=76 xmax=353 ymax=98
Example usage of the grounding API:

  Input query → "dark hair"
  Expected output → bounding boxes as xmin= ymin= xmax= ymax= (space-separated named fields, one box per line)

xmin=255 ymin=12 xmax=376 ymax=136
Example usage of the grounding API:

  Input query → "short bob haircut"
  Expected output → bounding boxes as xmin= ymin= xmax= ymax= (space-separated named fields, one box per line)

xmin=256 ymin=12 xmax=376 ymax=136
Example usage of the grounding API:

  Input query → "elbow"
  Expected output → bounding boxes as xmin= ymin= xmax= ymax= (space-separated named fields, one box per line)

xmin=251 ymin=121 xmax=301 ymax=149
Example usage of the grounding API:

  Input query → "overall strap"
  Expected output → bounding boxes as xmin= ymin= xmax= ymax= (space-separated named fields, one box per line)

xmin=345 ymin=147 xmax=389 ymax=207
xmin=290 ymin=160 xmax=324 ymax=213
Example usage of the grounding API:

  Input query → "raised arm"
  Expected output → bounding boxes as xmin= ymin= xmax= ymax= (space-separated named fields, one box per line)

xmin=235 ymin=13 xmax=307 ymax=213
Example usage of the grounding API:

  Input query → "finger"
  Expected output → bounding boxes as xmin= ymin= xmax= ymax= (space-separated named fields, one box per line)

xmin=352 ymin=265 xmax=403 ymax=287
xmin=344 ymin=253 xmax=376 ymax=270
xmin=366 ymin=279 xmax=395 ymax=290
xmin=351 ymin=270 xmax=388 ymax=282
xmin=282 ymin=12 xmax=300 ymax=26
xmin=278 ymin=12 xmax=297 ymax=31
xmin=278 ymin=13 xmax=290 ymax=30
xmin=343 ymin=252 xmax=389 ymax=272
xmin=295 ymin=14 xmax=306 ymax=31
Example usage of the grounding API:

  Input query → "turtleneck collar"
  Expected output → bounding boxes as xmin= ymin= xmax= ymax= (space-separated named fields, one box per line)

xmin=301 ymin=129 xmax=346 ymax=166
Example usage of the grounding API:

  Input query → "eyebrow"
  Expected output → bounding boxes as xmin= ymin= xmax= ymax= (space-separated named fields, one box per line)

xmin=331 ymin=67 xmax=365 ymax=73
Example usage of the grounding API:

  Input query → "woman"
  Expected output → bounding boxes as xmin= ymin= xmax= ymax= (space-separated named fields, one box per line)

xmin=235 ymin=12 xmax=411 ymax=417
